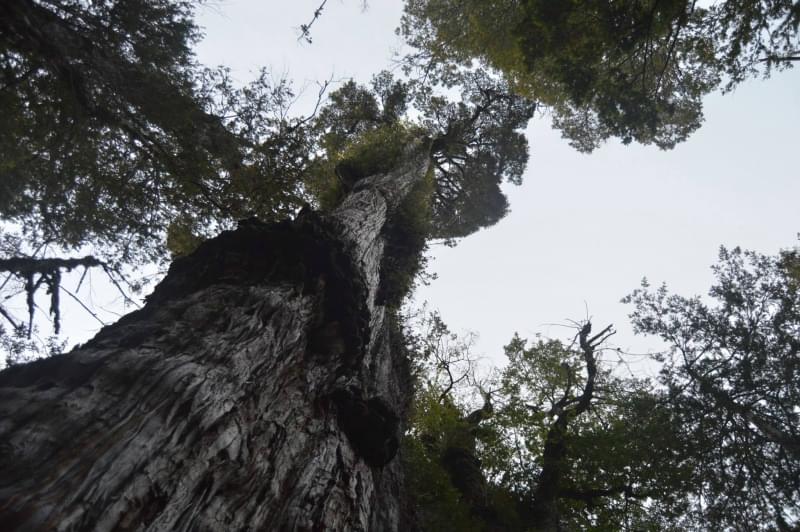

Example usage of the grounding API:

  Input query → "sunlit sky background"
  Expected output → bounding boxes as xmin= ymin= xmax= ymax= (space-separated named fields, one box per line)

xmin=11 ymin=1 xmax=797 ymax=372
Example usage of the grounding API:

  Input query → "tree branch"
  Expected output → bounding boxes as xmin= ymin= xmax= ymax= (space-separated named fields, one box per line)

xmin=0 ymin=256 xmax=103 ymax=274
xmin=0 ymin=255 xmax=135 ymax=337
xmin=0 ymin=304 xmax=20 ymax=329
xmin=298 ymin=0 xmax=328 ymax=43
xmin=59 ymin=285 xmax=106 ymax=328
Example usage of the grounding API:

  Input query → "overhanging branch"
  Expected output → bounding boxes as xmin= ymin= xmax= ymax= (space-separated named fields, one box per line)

xmin=0 ymin=255 xmax=126 ymax=337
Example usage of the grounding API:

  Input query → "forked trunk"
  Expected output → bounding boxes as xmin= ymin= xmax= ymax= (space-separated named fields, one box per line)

xmin=0 ymin=142 xmax=430 ymax=531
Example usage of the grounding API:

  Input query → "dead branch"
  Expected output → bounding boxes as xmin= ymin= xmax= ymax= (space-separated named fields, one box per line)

xmin=59 ymin=285 xmax=106 ymax=327
xmin=0 ymin=255 xmax=133 ymax=337
xmin=0 ymin=256 xmax=103 ymax=274
xmin=298 ymin=0 xmax=328 ymax=44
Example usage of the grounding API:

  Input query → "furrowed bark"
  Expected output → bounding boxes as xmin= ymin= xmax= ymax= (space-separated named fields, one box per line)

xmin=0 ymin=141 xmax=430 ymax=531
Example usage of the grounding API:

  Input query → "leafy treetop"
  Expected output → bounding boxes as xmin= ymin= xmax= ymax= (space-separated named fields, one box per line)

xmin=401 ymin=0 xmax=799 ymax=152
xmin=308 ymin=70 xmax=536 ymax=240
xmin=625 ymin=246 xmax=800 ymax=529
xmin=403 ymin=245 xmax=799 ymax=530
xmin=0 ymin=0 xmax=313 ymax=266
xmin=0 ymin=1 xmax=537 ymax=358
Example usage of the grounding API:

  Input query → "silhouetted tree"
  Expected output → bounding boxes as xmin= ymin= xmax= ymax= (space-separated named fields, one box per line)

xmin=401 ymin=0 xmax=799 ymax=151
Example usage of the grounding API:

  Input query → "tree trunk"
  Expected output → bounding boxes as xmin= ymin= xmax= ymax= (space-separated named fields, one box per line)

xmin=0 ymin=142 xmax=430 ymax=531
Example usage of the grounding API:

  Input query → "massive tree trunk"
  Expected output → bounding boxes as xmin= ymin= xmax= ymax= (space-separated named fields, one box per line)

xmin=0 ymin=142 xmax=430 ymax=531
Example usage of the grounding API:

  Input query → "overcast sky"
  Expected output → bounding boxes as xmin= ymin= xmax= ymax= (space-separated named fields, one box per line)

xmin=190 ymin=1 xmax=800 ymax=370
xmin=9 ymin=1 xmax=795 ymax=371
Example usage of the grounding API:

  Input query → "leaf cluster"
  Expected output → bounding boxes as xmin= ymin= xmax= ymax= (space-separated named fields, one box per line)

xmin=484 ymin=336 xmax=695 ymax=530
xmin=401 ymin=0 xmax=799 ymax=151
xmin=305 ymin=70 xmax=534 ymax=241
xmin=403 ymin=387 xmax=487 ymax=532
xmin=402 ymin=312 xmax=694 ymax=530
xmin=1 ymin=2 xmax=314 ymax=265
xmin=625 ymin=246 xmax=800 ymax=529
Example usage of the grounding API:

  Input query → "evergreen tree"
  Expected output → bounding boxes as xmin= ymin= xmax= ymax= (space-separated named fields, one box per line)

xmin=401 ymin=0 xmax=799 ymax=151
xmin=405 ymin=246 xmax=799 ymax=530
xmin=0 ymin=4 xmax=535 ymax=528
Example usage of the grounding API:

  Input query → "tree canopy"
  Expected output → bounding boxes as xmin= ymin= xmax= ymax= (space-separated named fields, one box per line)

xmin=0 ymin=1 xmax=319 ymax=266
xmin=401 ymin=0 xmax=800 ymax=151
xmin=625 ymin=246 xmax=800 ymax=529
xmin=404 ymin=246 xmax=800 ymax=530
xmin=307 ymin=70 xmax=535 ymax=239
xmin=0 ymin=1 xmax=537 ymax=359
xmin=1 ymin=4 xmax=798 ymax=529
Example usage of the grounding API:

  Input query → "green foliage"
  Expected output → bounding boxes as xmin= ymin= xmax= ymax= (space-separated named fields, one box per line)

xmin=484 ymin=336 xmax=695 ymax=529
xmin=625 ymin=246 xmax=800 ymax=529
xmin=340 ymin=123 xmax=420 ymax=182
xmin=0 ymin=323 xmax=65 ymax=367
xmin=304 ymin=74 xmax=413 ymax=210
xmin=1 ymin=5 xmax=537 ymax=360
xmin=401 ymin=313 xmax=524 ymax=531
xmin=378 ymin=166 xmax=435 ymax=308
xmin=0 ymin=2 xmax=312 ymax=265
xmin=307 ymin=121 xmax=420 ymax=211
xmin=403 ymin=309 xmax=701 ymax=529
xmin=307 ymin=71 xmax=534 ymax=240
xmin=165 ymin=215 xmax=204 ymax=258
xmin=403 ymin=244 xmax=800 ymax=530
xmin=710 ymin=0 xmax=800 ymax=88
xmin=781 ymin=244 xmax=800 ymax=286
xmin=303 ymin=70 xmax=535 ymax=305
xmin=305 ymin=109 xmax=435 ymax=307
xmin=403 ymin=388 xmax=484 ymax=532
xmin=418 ymin=70 xmax=536 ymax=238
xmin=401 ymin=0 xmax=799 ymax=151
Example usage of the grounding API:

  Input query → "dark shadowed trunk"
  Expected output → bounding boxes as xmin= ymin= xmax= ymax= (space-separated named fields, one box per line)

xmin=527 ymin=323 xmax=609 ymax=532
xmin=0 ymin=142 xmax=430 ymax=531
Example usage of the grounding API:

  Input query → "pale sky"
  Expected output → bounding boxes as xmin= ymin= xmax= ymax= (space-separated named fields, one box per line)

xmin=7 ymin=1 xmax=797 ymax=370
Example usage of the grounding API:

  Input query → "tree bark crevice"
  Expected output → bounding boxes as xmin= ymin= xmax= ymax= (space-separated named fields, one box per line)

xmin=0 ymin=141 xmax=431 ymax=531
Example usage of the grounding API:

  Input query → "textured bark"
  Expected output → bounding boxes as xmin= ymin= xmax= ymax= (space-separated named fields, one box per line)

xmin=0 ymin=142 xmax=430 ymax=531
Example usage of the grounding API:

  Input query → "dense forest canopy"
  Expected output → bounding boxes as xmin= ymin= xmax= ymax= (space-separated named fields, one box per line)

xmin=0 ymin=0 xmax=537 ymax=352
xmin=406 ymin=247 xmax=800 ymax=530
xmin=0 ymin=1 xmax=798 ymax=530
xmin=402 ymin=0 xmax=800 ymax=151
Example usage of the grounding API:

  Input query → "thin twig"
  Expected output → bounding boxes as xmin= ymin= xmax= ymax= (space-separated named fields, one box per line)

xmin=298 ymin=0 xmax=328 ymax=43
xmin=0 ymin=304 xmax=20 ymax=329
xmin=101 ymin=265 xmax=141 ymax=308
xmin=0 ymin=272 xmax=14 ymax=292
xmin=59 ymin=285 xmax=106 ymax=327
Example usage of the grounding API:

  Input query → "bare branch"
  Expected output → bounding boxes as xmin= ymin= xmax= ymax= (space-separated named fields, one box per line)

xmin=100 ymin=265 xmax=140 ymax=309
xmin=0 ymin=304 xmax=20 ymax=329
xmin=297 ymin=0 xmax=328 ymax=44
xmin=59 ymin=285 xmax=106 ymax=328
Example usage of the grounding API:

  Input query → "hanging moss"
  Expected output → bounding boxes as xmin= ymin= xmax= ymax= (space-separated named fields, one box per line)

xmin=165 ymin=215 xmax=204 ymax=258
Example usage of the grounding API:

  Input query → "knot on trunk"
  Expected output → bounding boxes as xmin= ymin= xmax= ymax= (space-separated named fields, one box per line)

xmin=330 ymin=388 xmax=400 ymax=467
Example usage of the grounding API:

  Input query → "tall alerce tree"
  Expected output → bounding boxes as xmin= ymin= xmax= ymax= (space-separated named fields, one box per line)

xmin=0 ymin=1 xmax=531 ymax=527
xmin=0 ymin=142 xmax=431 ymax=530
